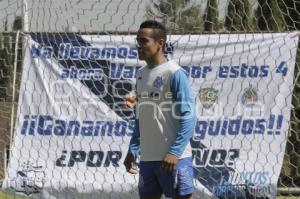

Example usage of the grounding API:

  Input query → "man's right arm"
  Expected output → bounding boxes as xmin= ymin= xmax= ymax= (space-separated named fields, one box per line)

xmin=128 ymin=118 xmax=140 ymax=155
xmin=124 ymin=118 xmax=140 ymax=174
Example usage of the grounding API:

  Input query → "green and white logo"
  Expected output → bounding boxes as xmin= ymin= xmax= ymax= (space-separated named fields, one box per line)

xmin=198 ymin=88 xmax=219 ymax=109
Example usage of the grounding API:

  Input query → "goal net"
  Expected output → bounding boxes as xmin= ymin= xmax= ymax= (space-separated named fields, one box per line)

xmin=0 ymin=0 xmax=299 ymax=199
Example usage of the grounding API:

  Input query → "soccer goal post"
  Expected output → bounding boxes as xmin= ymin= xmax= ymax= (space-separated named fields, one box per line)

xmin=0 ymin=1 xmax=300 ymax=199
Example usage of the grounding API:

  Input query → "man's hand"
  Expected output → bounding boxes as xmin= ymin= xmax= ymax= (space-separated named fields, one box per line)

xmin=160 ymin=153 xmax=179 ymax=173
xmin=123 ymin=152 xmax=138 ymax=174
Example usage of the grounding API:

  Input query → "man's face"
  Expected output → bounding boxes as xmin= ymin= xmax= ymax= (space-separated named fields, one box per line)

xmin=136 ymin=28 xmax=163 ymax=61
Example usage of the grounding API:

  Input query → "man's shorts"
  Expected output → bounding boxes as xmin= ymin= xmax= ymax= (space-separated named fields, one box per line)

xmin=138 ymin=157 xmax=194 ymax=198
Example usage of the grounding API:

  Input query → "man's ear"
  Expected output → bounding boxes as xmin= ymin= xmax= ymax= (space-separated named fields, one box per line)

xmin=159 ymin=38 xmax=165 ymax=51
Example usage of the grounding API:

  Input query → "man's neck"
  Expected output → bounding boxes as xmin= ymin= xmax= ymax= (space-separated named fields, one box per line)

xmin=146 ymin=54 xmax=167 ymax=67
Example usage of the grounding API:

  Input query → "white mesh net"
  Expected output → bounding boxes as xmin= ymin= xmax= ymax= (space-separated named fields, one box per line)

xmin=0 ymin=0 xmax=300 ymax=199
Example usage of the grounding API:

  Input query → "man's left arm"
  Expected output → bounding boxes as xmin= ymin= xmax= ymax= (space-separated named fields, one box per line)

xmin=169 ymin=69 xmax=196 ymax=157
xmin=161 ymin=69 xmax=196 ymax=172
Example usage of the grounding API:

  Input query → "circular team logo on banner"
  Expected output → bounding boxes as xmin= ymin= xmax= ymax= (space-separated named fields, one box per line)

xmin=198 ymin=88 xmax=219 ymax=109
xmin=123 ymin=91 xmax=137 ymax=108
xmin=11 ymin=161 xmax=45 ymax=196
xmin=241 ymin=86 xmax=258 ymax=106
xmin=163 ymin=41 xmax=178 ymax=59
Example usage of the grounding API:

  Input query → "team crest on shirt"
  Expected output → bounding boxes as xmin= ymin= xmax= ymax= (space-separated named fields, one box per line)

xmin=198 ymin=88 xmax=219 ymax=109
xmin=241 ymin=86 xmax=258 ymax=106
xmin=153 ymin=76 xmax=164 ymax=88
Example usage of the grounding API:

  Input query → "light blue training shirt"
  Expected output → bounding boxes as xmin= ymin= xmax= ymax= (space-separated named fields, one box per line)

xmin=129 ymin=60 xmax=196 ymax=161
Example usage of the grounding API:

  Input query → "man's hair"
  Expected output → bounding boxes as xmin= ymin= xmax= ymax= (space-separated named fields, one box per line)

xmin=139 ymin=20 xmax=167 ymax=44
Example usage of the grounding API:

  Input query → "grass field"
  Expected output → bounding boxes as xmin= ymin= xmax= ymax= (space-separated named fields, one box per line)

xmin=0 ymin=191 xmax=300 ymax=199
xmin=0 ymin=191 xmax=26 ymax=199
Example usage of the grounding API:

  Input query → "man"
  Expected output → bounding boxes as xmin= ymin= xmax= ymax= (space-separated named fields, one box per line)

xmin=124 ymin=20 xmax=196 ymax=199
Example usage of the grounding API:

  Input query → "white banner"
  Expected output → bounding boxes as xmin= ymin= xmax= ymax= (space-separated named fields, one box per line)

xmin=2 ymin=33 xmax=299 ymax=199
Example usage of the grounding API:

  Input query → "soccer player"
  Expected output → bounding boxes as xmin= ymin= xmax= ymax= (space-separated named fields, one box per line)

xmin=123 ymin=20 xmax=196 ymax=199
